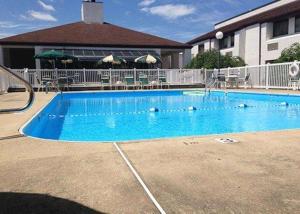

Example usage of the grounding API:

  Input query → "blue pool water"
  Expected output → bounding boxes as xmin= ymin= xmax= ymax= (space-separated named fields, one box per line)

xmin=22 ymin=90 xmax=300 ymax=142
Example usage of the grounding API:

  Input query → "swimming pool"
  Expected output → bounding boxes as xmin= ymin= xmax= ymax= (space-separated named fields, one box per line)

xmin=22 ymin=90 xmax=300 ymax=142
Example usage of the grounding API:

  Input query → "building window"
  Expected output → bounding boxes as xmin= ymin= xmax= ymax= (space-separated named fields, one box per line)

xmin=273 ymin=19 xmax=289 ymax=37
xmin=219 ymin=33 xmax=234 ymax=50
xmin=296 ymin=17 xmax=300 ymax=33
xmin=220 ymin=37 xmax=228 ymax=49
xmin=198 ymin=44 xmax=204 ymax=54
xmin=230 ymin=34 xmax=235 ymax=47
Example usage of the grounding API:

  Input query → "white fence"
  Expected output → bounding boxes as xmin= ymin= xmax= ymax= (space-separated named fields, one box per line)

xmin=1 ymin=61 xmax=299 ymax=90
xmin=8 ymin=68 xmax=204 ymax=88
xmin=206 ymin=61 xmax=299 ymax=89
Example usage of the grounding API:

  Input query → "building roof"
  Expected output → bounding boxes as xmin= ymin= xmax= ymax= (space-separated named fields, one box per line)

xmin=188 ymin=0 xmax=300 ymax=45
xmin=0 ymin=21 xmax=191 ymax=49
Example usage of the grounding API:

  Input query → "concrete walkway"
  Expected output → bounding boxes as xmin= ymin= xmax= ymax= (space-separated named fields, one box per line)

xmin=0 ymin=91 xmax=300 ymax=213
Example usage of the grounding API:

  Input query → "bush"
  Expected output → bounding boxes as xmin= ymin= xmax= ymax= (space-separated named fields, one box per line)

xmin=276 ymin=43 xmax=300 ymax=63
xmin=186 ymin=49 xmax=245 ymax=69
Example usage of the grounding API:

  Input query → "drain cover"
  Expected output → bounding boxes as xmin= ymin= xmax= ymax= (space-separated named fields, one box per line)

xmin=216 ymin=138 xmax=239 ymax=144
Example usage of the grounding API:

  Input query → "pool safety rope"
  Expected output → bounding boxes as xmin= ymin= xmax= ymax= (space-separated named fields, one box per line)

xmin=113 ymin=143 xmax=166 ymax=214
xmin=47 ymin=103 xmax=299 ymax=119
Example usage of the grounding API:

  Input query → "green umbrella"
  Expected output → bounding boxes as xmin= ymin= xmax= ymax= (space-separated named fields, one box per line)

xmin=34 ymin=50 xmax=75 ymax=60
xmin=34 ymin=50 xmax=75 ymax=68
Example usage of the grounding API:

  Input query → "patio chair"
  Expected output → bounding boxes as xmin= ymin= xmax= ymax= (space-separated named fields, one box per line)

xmin=101 ymin=75 xmax=111 ymax=89
xmin=113 ymin=80 xmax=126 ymax=90
xmin=159 ymin=75 xmax=170 ymax=89
xmin=225 ymin=75 xmax=239 ymax=88
xmin=288 ymin=76 xmax=300 ymax=90
xmin=139 ymin=74 xmax=149 ymax=89
xmin=238 ymin=73 xmax=251 ymax=88
xmin=57 ymin=76 xmax=74 ymax=91
xmin=125 ymin=75 xmax=138 ymax=90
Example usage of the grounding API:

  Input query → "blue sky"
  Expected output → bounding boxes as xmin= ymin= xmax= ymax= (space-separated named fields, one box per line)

xmin=0 ymin=0 xmax=272 ymax=42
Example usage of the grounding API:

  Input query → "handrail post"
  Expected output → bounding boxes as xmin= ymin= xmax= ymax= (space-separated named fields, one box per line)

xmin=0 ymin=65 xmax=34 ymax=114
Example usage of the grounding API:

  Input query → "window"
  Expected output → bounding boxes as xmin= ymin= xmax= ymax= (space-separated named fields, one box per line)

xmin=198 ymin=44 xmax=204 ymax=54
xmin=219 ymin=34 xmax=235 ymax=49
xmin=230 ymin=34 xmax=235 ymax=47
xmin=220 ymin=37 xmax=228 ymax=49
xmin=296 ymin=17 xmax=300 ymax=33
xmin=273 ymin=19 xmax=289 ymax=37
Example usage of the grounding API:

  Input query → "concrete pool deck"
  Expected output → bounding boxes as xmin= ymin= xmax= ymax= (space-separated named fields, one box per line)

xmin=0 ymin=90 xmax=300 ymax=213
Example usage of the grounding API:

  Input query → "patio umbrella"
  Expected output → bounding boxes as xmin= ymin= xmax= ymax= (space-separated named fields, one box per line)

xmin=98 ymin=54 xmax=126 ymax=65
xmin=134 ymin=54 xmax=161 ymax=64
xmin=34 ymin=50 xmax=75 ymax=68
xmin=61 ymin=59 xmax=74 ymax=69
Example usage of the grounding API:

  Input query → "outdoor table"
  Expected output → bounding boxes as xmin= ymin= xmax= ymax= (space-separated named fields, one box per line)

xmin=225 ymin=75 xmax=239 ymax=88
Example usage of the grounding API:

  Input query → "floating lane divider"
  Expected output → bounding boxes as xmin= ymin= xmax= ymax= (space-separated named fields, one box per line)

xmin=113 ymin=143 xmax=166 ymax=214
xmin=47 ymin=103 xmax=296 ymax=118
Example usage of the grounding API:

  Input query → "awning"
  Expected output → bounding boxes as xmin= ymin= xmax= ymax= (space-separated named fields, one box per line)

xmin=43 ymin=49 xmax=160 ymax=62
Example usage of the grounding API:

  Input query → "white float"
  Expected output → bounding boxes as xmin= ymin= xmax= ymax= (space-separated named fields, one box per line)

xmin=188 ymin=106 xmax=197 ymax=111
xmin=149 ymin=107 xmax=159 ymax=112
xmin=238 ymin=104 xmax=248 ymax=108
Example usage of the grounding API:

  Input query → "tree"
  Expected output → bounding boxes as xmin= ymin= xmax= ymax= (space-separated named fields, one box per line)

xmin=185 ymin=49 xmax=245 ymax=69
xmin=276 ymin=43 xmax=300 ymax=63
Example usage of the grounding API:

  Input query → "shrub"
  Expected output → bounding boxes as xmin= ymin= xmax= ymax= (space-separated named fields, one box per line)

xmin=276 ymin=43 xmax=300 ymax=63
xmin=186 ymin=49 xmax=245 ymax=69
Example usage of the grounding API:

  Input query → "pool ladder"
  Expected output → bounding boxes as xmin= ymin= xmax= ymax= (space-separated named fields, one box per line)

xmin=0 ymin=65 xmax=34 ymax=114
xmin=205 ymin=77 xmax=217 ymax=93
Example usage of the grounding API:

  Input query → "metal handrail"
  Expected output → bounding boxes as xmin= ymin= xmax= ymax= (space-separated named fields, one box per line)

xmin=0 ymin=65 xmax=34 ymax=114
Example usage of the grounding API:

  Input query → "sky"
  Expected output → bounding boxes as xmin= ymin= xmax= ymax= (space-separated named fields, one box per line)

xmin=0 ymin=0 xmax=272 ymax=42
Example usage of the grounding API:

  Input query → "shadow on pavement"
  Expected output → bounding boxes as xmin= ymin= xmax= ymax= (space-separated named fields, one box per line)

xmin=0 ymin=192 xmax=106 ymax=214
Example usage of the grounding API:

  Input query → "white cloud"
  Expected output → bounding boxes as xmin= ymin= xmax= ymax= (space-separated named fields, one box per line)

xmin=38 ymin=0 xmax=55 ymax=11
xmin=141 ymin=4 xmax=196 ymax=20
xmin=0 ymin=21 xmax=22 ymax=28
xmin=21 ymin=10 xmax=57 ymax=22
xmin=139 ymin=0 xmax=156 ymax=7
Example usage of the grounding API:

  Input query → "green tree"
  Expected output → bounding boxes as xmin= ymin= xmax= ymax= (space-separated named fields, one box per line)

xmin=186 ymin=49 xmax=245 ymax=69
xmin=276 ymin=43 xmax=300 ymax=63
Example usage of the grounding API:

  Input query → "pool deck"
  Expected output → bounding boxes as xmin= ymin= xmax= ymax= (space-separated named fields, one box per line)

xmin=0 ymin=90 xmax=300 ymax=213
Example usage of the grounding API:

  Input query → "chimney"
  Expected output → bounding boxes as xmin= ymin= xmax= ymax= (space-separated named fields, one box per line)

xmin=81 ymin=0 xmax=104 ymax=24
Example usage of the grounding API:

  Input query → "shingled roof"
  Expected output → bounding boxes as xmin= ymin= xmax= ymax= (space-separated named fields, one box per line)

xmin=188 ymin=0 xmax=300 ymax=45
xmin=0 ymin=22 xmax=191 ymax=49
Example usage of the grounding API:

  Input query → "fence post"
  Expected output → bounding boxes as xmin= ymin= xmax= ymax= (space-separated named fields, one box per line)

xmin=204 ymin=68 xmax=207 ymax=86
xmin=83 ymin=68 xmax=86 ymax=86
xmin=134 ymin=68 xmax=136 ymax=85
xmin=180 ymin=68 xmax=182 ymax=84
xmin=244 ymin=66 xmax=248 ymax=89
xmin=157 ymin=67 xmax=160 ymax=81
xmin=266 ymin=63 xmax=270 ymax=89
xmin=24 ymin=68 xmax=30 ymax=87
xmin=109 ymin=68 xmax=112 ymax=86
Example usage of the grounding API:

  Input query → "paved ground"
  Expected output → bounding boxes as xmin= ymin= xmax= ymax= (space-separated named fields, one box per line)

xmin=0 ymin=90 xmax=300 ymax=213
